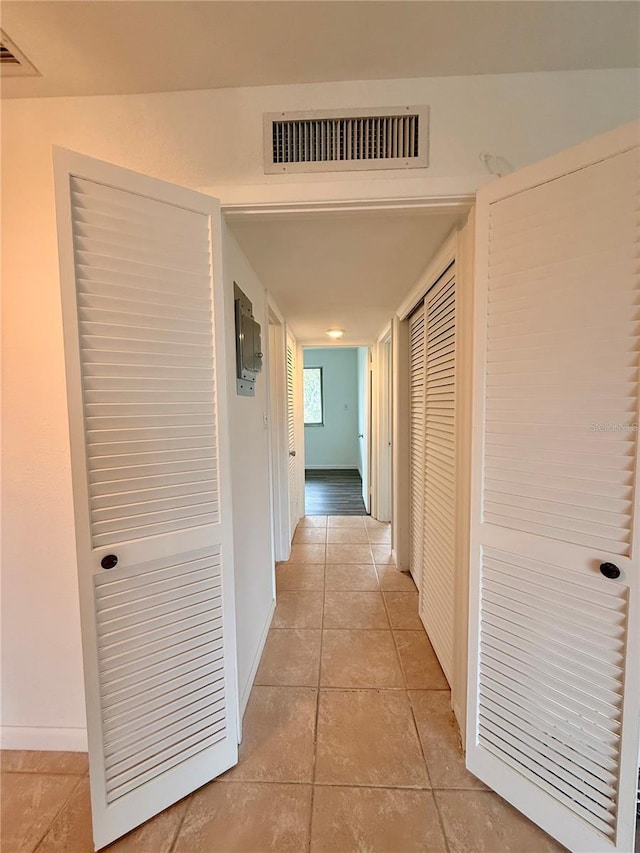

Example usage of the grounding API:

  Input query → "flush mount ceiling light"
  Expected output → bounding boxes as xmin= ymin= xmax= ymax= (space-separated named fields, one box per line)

xmin=326 ymin=329 xmax=344 ymax=339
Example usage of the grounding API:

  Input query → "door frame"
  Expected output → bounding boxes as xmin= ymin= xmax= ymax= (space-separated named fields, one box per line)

xmin=294 ymin=337 xmax=306 ymax=524
xmin=223 ymin=195 xmax=474 ymax=531
xmin=371 ymin=324 xmax=393 ymax=522
xmin=266 ymin=299 xmax=290 ymax=561
xmin=358 ymin=346 xmax=372 ymax=513
xmin=223 ymin=195 xmax=474 ymax=727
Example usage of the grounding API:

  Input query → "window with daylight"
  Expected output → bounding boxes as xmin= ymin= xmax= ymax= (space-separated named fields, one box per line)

xmin=304 ymin=367 xmax=324 ymax=425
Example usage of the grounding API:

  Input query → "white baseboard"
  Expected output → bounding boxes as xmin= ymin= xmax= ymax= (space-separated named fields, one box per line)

xmin=452 ymin=697 xmax=465 ymax=744
xmin=304 ymin=464 xmax=359 ymax=470
xmin=394 ymin=548 xmax=409 ymax=572
xmin=1 ymin=726 xmax=88 ymax=752
xmin=238 ymin=597 xmax=276 ymax=740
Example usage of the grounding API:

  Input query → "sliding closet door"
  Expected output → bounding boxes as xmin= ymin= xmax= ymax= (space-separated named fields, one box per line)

xmin=409 ymin=303 xmax=426 ymax=588
xmin=419 ymin=265 xmax=456 ymax=686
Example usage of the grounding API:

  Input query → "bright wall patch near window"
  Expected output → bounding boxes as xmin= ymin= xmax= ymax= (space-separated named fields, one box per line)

xmin=304 ymin=367 xmax=323 ymax=425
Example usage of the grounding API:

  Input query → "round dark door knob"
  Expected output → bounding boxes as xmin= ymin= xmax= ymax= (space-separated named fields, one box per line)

xmin=101 ymin=554 xmax=118 ymax=570
xmin=599 ymin=562 xmax=620 ymax=580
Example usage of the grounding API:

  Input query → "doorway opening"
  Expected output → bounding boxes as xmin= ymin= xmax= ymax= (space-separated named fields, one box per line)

xmin=302 ymin=345 xmax=370 ymax=515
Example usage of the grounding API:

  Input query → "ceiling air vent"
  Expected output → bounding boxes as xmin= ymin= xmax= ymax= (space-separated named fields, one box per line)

xmin=0 ymin=30 xmax=39 ymax=77
xmin=0 ymin=44 xmax=19 ymax=66
xmin=264 ymin=106 xmax=429 ymax=174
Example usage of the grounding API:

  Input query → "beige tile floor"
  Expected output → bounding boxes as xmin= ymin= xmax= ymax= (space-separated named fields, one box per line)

xmin=1 ymin=516 xmax=566 ymax=853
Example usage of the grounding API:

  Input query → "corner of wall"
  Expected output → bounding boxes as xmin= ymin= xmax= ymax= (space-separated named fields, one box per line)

xmin=221 ymin=222 xmax=277 ymax=715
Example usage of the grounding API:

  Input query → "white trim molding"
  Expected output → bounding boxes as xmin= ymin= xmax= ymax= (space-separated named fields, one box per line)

xmin=303 ymin=464 xmax=360 ymax=470
xmin=239 ymin=598 xmax=276 ymax=727
xmin=1 ymin=726 xmax=88 ymax=752
xmin=222 ymin=194 xmax=474 ymax=220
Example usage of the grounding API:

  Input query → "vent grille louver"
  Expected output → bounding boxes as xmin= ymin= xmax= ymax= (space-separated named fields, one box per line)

xmin=0 ymin=30 xmax=39 ymax=76
xmin=264 ymin=107 xmax=428 ymax=174
xmin=0 ymin=44 xmax=20 ymax=65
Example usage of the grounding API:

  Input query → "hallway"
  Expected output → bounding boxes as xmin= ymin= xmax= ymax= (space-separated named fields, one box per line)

xmin=1 ymin=516 xmax=565 ymax=852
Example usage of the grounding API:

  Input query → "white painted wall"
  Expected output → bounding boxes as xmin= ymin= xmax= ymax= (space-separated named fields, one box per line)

xmin=1 ymin=68 xmax=638 ymax=747
xmin=222 ymin=227 xmax=276 ymax=716
xmin=303 ymin=348 xmax=359 ymax=469
xmin=1 ymin=136 xmax=87 ymax=749
xmin=0 ymin=155 xmax=274 ymax=750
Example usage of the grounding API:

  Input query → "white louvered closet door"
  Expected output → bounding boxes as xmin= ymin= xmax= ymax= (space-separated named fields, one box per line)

xmin=54 ymin=150 xmax=238 ymax=851
xmin=420 ymin=265 xmax=456 ymax=686
xmin=409 ymin=303 xmax=426 ymax=588
xmin=467 ymin=124 xmax=640 ymax=853
xmin=286 ymin=332 xmax=299 ymax=538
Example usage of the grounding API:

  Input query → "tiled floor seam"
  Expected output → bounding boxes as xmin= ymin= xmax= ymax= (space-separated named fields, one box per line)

xmin=0 ymin=769 xmax=88 ymax=776
xmin=377 ymin=572 xmax=452 ymax=852
xmin=307 ymin=558 xmax=327 ymax=851
xmin=167 ymin=793 xmax=192 ymax=853
xmin=380 ymin=588 xmax=408 ymax=688
xmin=431 ymin=788 xmax=454 ymax=853
xmin=406 ymin=689 xmax=453 ymax=853
xmin=312 ymin=781 xmax=433 ymax=790
xmin=32 ymin=774 xmax=85 ymax=853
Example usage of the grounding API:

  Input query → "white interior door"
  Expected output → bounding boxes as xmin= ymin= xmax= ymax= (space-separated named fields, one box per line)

xmin=54 ymin=148 xmax=239 ymax=850
xmin=467 ymin=122 xmax=639 ymax=853
xmin=409 ymin=303 xmax=426 ymax=587
xmin=420 ymin=263 xmax=456 ymax=686
xmin=286 ymin=330 xmax=300 ymax=537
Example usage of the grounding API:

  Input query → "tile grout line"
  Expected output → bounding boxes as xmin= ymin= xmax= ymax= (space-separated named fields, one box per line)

xmin=380 ymin=579 xmax=452 ymax=853
xmin=167 ymin=792 xmax=193 ymax=853
xmin=274 ymin=519 xmax=459 ymax=850
xmin=0 ymin=768 xmax=89 ymax=776
xmin=271 ymin=624 xmax=424 ymax=630
xmin=430 ymin=786 xmax=454 ymax=853
xmin=381 ymin=589 xmax=410 ymax=693
xmin=308 ymin=534 xmax=327 ymax=853
xmin=406 ymin=688 xmax=453 ymax=853
xmin=215 ymin=777 xmax=481 ymax=792
xmin=31 ymin=773 xmax=85 ymax=853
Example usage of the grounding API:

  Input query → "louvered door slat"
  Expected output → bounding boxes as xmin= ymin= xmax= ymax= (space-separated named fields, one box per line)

xmin=409 ymin=303 xmax=425 ymax=589
xmin=286 ymin=333 xmax=300 ymax=536
xmin=467 ymin=128 xmax=639 ymax=853
xmin=70 ymin=173 xmax=222 ymax=535
xmin=419 ymin=267 xmax=456 ymax=687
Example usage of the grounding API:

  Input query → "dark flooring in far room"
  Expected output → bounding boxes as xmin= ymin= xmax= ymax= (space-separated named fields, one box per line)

xmin=305 ymin=468 xmax=367 ymax=515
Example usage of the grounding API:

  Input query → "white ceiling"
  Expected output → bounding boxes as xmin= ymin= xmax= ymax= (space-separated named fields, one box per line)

xmin=228 ymin=210 xmax=462 ymax=344
xmin=2 ymin=1 xmax=638 ymax=99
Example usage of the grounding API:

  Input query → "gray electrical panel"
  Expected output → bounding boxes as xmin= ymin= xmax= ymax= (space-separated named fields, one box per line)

xmin=234 ymin=282 xmax=263 ymax=396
